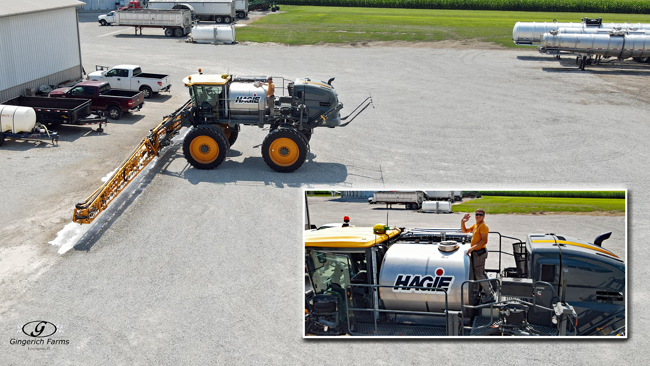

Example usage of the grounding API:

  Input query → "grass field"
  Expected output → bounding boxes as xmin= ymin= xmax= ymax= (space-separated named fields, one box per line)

xmin=238 ymin=6 xmax=650 ymax=46
xmin=453 ymin=196 xmax=625 ymax=214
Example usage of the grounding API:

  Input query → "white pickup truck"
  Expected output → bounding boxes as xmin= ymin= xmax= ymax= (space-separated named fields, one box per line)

xmin=87 ymin=65 xmax=171 ymax=98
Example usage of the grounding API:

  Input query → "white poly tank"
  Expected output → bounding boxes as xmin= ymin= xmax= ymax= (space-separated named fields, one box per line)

xmin=214 ymin=25 xmax=235 ymax=43
xmin=0 ymin=105 xmax=37 ymax=133
xmin=422 ymin=201 xmax=452 ymax=213
xmin=191 ymin=25 xmax=236 ymax=44
xmin=191 ymin=25 xmax=216 ymax=43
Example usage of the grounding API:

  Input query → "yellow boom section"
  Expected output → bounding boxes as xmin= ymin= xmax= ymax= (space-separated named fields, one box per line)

xmin=73 ymin=100 xmax=192 ymax=224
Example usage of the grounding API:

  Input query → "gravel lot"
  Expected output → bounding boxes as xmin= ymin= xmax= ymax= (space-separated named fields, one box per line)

xmin=0 ymin=10 xmax=644 ymax=365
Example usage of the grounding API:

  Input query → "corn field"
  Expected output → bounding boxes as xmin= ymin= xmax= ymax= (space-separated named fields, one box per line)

xmin=278 ymin=1 xmax=650 ymax=13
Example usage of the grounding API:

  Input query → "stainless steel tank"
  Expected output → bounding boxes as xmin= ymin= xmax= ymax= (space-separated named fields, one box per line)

xmin=513 ymin=21 xmax=650 ymax=45
xmin=227 ymin=81 xmax=268 ymax=115
xmin=513 ymin=22 xmax=585 ymax=45
xmin=541 ymin=32 xmax=650 ymax=58
xmin=378 ymin=242 xmax=476 ymax=312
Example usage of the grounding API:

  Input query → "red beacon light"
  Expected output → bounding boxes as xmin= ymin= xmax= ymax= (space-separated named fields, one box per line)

xmin=342 ymin=216 xmax=350 ymax=227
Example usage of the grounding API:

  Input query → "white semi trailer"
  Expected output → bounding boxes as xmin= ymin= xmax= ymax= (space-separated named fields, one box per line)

xmin=98 ymin=8 xmax=193 ymax=37
xmin=370 ymin=191 xmax=427 ymax=210
xmin=148 ymin=0 xmax=236 ymax=24
xmin=425 ymin=191 xmax=456 ymax=201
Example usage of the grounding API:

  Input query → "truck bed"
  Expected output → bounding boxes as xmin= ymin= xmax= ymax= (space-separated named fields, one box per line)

xmin=135 ymin=72 xmax=169 ymax=79
xmin=101 ymin=89 xmax=142 ymax=98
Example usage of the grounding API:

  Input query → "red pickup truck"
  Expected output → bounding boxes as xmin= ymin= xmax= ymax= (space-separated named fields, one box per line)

xmin=49 ymin=81 xmax=144 ymax=120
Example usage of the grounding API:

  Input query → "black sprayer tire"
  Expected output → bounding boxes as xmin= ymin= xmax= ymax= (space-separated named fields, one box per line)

xmin=222 ymin=124 xmax=239 ymax=147
xmin=107 ymin=105 xmax=122 ymax=120
xmin=183 ymin=127 xmax=230 ymax=170
xmin=261 ymin=128 xmax=308 ymax=172
xmin=300 ymin=128 xmax=312 ymax=142
xmin=0 ymin=132 xmax=4 ymax=147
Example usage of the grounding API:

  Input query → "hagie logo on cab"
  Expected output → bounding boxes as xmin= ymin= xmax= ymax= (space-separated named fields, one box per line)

xmin=22 ymin=321 xmax=57 ymax=338
xmin=392 ymin=268 xmax=455 ymax=293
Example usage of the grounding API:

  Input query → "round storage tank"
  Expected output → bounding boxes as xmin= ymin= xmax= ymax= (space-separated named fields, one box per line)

xmin=191 ymin=25 xmax=236 ymax=44
xmin=422 ymin=200 xmax=452 ymax=213
xmin=191 ymin=25 xmax=215 ymax=43
xmin=378 ymin=242 xmax=478 ymax=313
xmin=215 ymin=25 xmax=235 ymax=43
xmin=0 ymin=105 xmax=37 ymax=133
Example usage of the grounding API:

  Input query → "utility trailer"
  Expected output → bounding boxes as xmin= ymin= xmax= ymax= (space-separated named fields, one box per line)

xmin=148 ymin=0 xmax=237 ymax=24
xmin=2 ymin=96 xmax=107 ymax=131
xmin=305 ymin=226 xmax=625 ymax=336
xmin=0 ymin=105 xmax=59 ymax=147
xmin=98 ymin=8 xmax=193 ymax=37
xmin=369 ymin=191 xmax=427 ymax=210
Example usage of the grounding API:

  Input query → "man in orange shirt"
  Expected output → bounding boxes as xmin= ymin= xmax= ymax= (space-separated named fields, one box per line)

xmin=262 ymin=76 xmax=275 ymax=114
xmin=461 ymin=208 xmax=495 ymax=303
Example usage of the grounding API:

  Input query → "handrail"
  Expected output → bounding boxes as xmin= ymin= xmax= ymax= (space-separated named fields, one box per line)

xmin=344 ymin=283 xmax=450 ymax=336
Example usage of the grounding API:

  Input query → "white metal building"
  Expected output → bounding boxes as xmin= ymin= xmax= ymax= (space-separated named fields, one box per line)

xmin=0 ymin=0 xmax=86 ymax=102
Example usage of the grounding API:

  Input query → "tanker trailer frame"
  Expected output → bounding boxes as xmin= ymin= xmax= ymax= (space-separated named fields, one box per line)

xmin=305 ymin=226 xmax=625 ymax=337
xmin=539 ymin=29 xmax=650 ymax=70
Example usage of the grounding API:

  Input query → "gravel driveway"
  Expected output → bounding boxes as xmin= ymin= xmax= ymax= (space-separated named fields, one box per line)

xmin=0 ymin=11 xmax=644 ymax=365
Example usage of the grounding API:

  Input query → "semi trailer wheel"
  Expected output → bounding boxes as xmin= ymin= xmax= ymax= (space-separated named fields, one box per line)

xmin=164 ymin=28 xmax=173 ymax=37
xmin=215 ymin=16 xmax=223 ymax=23
xmin=224 ymin=16 xmax=232 ymax=23
xmin=262 ymin=128 xmax=308 ymax=172
xmin=221 ymin=124 xmax=239 ymax=147
xmin=107 ymin=105 xmax=122 ymax=120
xmin=174 ymin=28 xmax=183 ymax=37
xmin=183 ymin=127 xmax=230 ymax=170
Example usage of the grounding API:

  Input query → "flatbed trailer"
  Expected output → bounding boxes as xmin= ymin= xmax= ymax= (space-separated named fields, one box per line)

xmin=2 ymin=96 xmax=107 ymax=131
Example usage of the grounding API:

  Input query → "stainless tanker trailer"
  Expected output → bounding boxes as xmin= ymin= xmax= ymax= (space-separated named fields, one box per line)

xmin=539 ymin=30 xmax=650 ymax=70
xmin=305 ymin=225 xmax=625 ymax=336
xmin=513 ymin=17 xmax=650 ymax=45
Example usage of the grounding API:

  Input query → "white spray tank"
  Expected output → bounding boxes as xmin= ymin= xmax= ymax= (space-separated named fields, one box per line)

xmin=190 ymin=24 xmax=236 ymax=44
xmin=0 ymin=105 xmax=37 ymax=133
xmin=422 ymin=201 xmax=452 ymax=213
